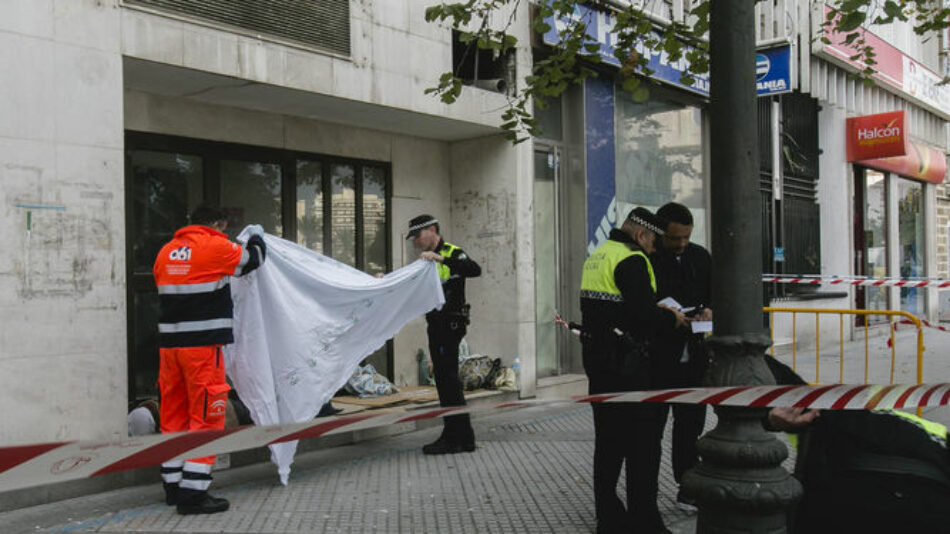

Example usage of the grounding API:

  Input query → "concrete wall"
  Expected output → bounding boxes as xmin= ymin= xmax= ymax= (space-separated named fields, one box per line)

xmin=0 ymin=0 xmax=127 ymax=445
xmin=448 ymin=135 xmax=535 ymax=396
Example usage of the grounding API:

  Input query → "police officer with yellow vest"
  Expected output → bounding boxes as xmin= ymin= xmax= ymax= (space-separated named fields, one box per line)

xmin=408 ymin=214 xmax=482 ymax=455
xmin=581 ymin=207 xmax=687 ymax=534
xmin=764 ymin=357 xmax=950 ymax=533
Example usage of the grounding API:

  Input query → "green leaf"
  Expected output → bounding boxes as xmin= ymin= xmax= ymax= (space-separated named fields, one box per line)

xmin=632 ymin=86 xmax=649 ymax=102
xmin=883 ymin=0 xmax=904 ymax=20
xmin=424 ymin=6 xmax=443 ymax=22
xmin=837 ymin=11 xmax=866 ymax=32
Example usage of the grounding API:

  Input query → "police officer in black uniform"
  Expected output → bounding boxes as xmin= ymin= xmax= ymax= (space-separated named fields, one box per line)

xmin=580 ymin=207 xmax=687 ymax=534
xmin=407 ymin=214 xmax=482 ymax=455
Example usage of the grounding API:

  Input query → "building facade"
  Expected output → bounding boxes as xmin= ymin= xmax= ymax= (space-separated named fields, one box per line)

xmin=2 ymin=0 xmax=949 ymax=451
xmin=0 ymin=0 xmax=537 ymax=446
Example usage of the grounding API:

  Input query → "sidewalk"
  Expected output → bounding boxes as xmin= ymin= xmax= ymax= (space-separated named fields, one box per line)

xmin=4 ymin=403 xmax=726 ymax=533
xmin=5 ymin=324 xmax=945 ymax=533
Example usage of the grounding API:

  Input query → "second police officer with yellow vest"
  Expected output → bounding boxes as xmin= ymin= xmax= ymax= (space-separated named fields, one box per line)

xmin=407 ymin=214 xmax=482 ymax=455
xmin=580 ymin=207 xmax=687 ymax=534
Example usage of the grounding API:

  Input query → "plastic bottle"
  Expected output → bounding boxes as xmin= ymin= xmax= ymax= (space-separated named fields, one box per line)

xmin=512 ymin=356 xmax=521 ymax=389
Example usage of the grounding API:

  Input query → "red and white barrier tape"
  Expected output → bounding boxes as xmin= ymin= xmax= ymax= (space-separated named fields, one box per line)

xmin=895 ymin=318 xmax=950 ymax=333
xmin=763 ymin=274 xmax=950 ymax=288
xmin=3 ymin=383 xmax=950 ymax=493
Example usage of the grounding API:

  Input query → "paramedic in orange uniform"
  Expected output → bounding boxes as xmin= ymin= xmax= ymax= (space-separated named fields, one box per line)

xmin=153 ymin=205 xmax=266 ymax=515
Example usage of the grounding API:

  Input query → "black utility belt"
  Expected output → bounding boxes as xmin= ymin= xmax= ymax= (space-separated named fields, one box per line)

xmin=429 ymin=304 xmax=471 ymax=325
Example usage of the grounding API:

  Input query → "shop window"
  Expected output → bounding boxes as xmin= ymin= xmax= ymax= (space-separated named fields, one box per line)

xmin=898 ymin=179 xmax=924 ymax=317
xmin=614 ymin=87 xmax=707 ymax=246
xmin=125 ymin=132 xmax=392 ymax=403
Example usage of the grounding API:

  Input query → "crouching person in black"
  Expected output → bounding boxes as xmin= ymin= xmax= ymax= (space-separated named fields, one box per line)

xmin=580 ymin=207 xmax=687 ymax=534
xmin=407 ymin=214 xmax=481 ymax=455
xmin=764 ymin=357 xmax=950 ymax=533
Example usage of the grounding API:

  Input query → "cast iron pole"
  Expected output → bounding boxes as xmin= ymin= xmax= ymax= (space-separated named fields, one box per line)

xmin=679 ymin=0 xmax=802 ymax=531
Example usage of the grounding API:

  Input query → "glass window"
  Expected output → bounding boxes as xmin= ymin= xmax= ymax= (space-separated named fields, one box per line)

xmin=129 ymin=150 xmax=202 ymax=401
xmin=127 ymin=134 xmax=392 ymax=402
xmin=331 ymin=163 xmax=357 ymax=267
xmin=898 ymin=179 xmax=924 ymax=316
xmin=296 ymin=159 xmax=324 ymax=253
xmin=534 ymin=149 xmax=558 ymax=377
xmin=534 ymin=94 xmax=563 ymax=141
xmin=614 ymin=91 xmax=707 ymax=246
xmin=863 ymin=171 xmax=888 ymax=312
xmin=130 ymin=151 xmax=203 ymax=274
xmin=362 ymin=166 xmax=387 ymax=276
xmin=220 ymin=160 xmax=282 ymax=238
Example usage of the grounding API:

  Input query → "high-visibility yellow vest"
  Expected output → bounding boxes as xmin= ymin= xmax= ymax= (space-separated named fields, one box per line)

xmin=885 ymin=409 xmax=948 ymax=446
xmin=437 ymin=242 xmax=460 ymax=282
xmin=580 ymin=239 xmax=655 ymax=301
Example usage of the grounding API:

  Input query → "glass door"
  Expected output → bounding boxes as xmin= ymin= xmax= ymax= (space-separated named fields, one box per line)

xmin=128 ymin=150 xmax=204 ymax=402
xmin=898 ymin=179 xmax=924 ymax=317
xmin=534 ymin=147 xmax=560 ymax=377
xmin=853 ymin=167 xmax=888 ymax=323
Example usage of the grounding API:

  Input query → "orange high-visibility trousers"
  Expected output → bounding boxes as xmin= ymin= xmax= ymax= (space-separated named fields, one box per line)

xmin=159 ymin=345 xmax=230 ymax=466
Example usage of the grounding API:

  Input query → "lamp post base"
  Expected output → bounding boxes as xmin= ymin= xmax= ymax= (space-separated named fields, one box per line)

xmin=681 ymin=334 xmax=802 ymax=533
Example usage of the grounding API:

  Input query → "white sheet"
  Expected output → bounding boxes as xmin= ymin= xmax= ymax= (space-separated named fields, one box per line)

xmin=224 ymin=226 xmax=444 ymax=484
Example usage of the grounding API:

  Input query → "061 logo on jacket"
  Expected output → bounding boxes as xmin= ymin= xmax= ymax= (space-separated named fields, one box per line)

xmin=169 ymin=246 xmax=192 ymax=261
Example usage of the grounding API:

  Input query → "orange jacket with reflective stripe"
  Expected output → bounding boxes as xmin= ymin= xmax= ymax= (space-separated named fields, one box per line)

xmin=153 ymin=225 xmax=245 ymax=348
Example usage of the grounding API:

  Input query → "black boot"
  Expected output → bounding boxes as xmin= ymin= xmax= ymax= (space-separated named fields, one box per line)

xmin=423 ymin=416 xmax=475 ymax=454
xmin=163 ymin=482 xmax=178 ymax=506
xmin=451 ymin=414 xmax=476 ymax=452
xmin=176 ymin=490 xmax=230 ymax=515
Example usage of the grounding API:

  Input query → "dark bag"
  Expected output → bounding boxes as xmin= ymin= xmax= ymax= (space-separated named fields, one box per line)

xmin=481 ymin=357 xmax=503 ymax=389
xmin=458 ymin=355 xmax=494 ymax=390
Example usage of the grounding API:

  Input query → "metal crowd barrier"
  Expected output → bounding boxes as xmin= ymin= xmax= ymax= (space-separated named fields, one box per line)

xmin=763 ymin=307 xmax=925 ymax=387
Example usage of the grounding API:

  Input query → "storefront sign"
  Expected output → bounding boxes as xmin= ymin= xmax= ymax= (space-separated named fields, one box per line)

xmin=902 ymin=56 xmax=950 ymax=115
xmin=861 ymin=141 xmax=947 ymax=184
xmin=541 ymin=4 xmax=792 ymax=98
xmin=846 ymin=111 xmax=906 ymax=161
xmin=756 ymin=46 xmax=793 ymax=96
xmin=817 ymin=5 xmax=950 ymax=119
xmin=542 ymin=4 xmax=709 ymax=96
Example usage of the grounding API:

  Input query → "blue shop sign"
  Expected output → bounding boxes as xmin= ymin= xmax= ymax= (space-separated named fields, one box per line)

xmin=756 ymin=46 xmax=792 ymax=96
xmin=541 ymin=4 xmax=792 ymax=98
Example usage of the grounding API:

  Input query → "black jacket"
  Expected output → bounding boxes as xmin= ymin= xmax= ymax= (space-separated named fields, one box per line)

xmin=426 ymin=239 xmax=481 ymax=322
xmin=651 ymin=241 xmax=712 ymax=383
xmin=580 ymin=229 xmax=677 ymax=392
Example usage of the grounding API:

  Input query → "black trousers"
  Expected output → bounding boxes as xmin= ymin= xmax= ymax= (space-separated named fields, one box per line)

xmin=667 ymin=403 xmax=705 ymax=484
xmin=592 ymin=402 xmax=667 ymax=532
xmin=427 ymin=319 xmax=473 ymax=442
xmin=660 ymin=361 xmax=707 ymax=484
